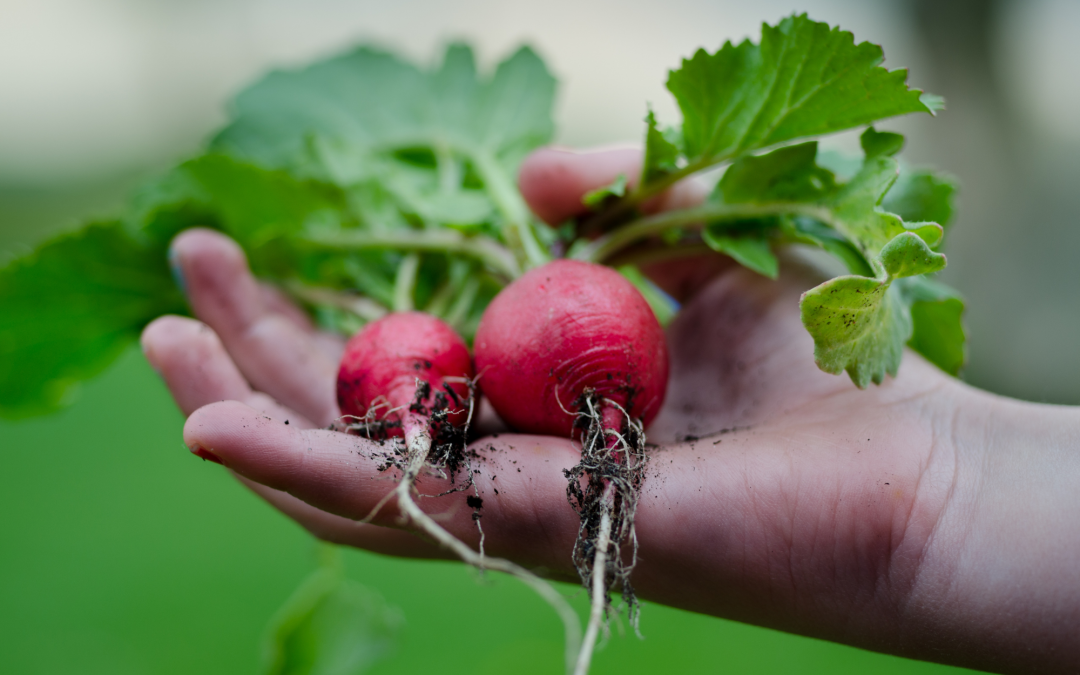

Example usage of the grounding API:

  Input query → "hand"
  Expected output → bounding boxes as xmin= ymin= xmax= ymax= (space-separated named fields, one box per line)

xmin=141 ymin=147 xmax=1080 ymax=675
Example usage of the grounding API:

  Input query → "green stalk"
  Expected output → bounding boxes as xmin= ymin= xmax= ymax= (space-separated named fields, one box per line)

xmin=424 ymin=260 xmax=471 ymax=318
xmin=434 ymin=142 xmax=461 ymax=194
xmin=575 ymin=202 xmax=836 ymax=264
xmin=586 ymin=146 xmax=803 ymax=235
xmin=625 ymin=159 xmax=711 ymax=209
xmin=582 ymin=158 xmax=712 ymax=233
xmin=443 ymin=276 xmax=480 ymax=330
xmin=301 ymin=229 xmax=520 ymax=280
xmin=285 ymin=281 xmax=388 ymax=322
xmin=471 ymin=150 xmax=550 ymax=270
xmin=392 ymin=253 xmax=420 ymax=313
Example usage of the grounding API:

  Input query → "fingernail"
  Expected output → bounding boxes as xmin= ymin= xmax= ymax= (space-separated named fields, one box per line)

xmin=191 ymin=445 xmax=224 ymax=466
xmin=168 ymin=245 xmax=187 ymax=296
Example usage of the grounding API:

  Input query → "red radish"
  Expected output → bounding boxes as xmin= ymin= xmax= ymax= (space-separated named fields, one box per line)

xmin=334 ymin=310 xmax=583 ymax=670
xmin=474 ymin=259 xmax=669 ymax=675
xmin=474 ymin=259 xmax=668 ymax=437
xmin=337 ymin=311 xmax=473 ymax=438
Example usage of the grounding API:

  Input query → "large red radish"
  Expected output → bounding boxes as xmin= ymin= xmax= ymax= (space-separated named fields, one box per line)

xmin=474 ymin=259 xmax=669 ymax=675
xmin=474 ymin=259 xmax=668 ymax=437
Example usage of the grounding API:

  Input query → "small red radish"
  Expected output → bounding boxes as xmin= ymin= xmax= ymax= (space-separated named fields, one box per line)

xmin=474 ymin=259 xmax=669 ymax=675
xmin=337 ymin=311 xmax=473 ymax=438
xmin=474 ymin=259 xmax=668 ymax=438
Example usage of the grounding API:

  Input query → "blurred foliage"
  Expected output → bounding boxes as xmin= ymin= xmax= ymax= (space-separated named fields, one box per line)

xmin=262 ymin=546 xmax=402 ymax=675
xmin=0 ymin=43 xmax=557 ymax=420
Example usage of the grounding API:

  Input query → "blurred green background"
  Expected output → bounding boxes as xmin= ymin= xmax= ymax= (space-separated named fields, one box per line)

xmin=2 ymin=0 xmax=1074 ymax=672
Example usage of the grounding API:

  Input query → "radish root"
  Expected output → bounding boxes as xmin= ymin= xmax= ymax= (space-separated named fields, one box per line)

xmin=575 ymin=481 xmax=615 ymax=675
xmin=348 ymin=380 xmax=584 ymax=674
xmin=566 ymin=392 xmax=648 ymax=674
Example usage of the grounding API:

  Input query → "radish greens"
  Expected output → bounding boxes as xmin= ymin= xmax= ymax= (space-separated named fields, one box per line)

xmin=0 ymin=13 xmax=964 ymax=417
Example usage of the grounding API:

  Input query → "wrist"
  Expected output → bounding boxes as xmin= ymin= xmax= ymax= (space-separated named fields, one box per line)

xmin=905 ymin=386 xmax=1080 ymax=674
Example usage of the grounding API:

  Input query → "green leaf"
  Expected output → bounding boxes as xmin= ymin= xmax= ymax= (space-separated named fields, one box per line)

xmin=262 ymin=547 xmax=403 ymax=675
xmin=708 ymin=134 xmax=958 ymax=386
xmin=783 ymin=217 xmax=874 ymax=276
xmin=701 ymin=229 xmax=778 ymax=279
xmin=211 ymin=43 xmax=555 ymax=270
xmin=801 ymin=269 xmax=965 ymax=386
xmin=897 ymin=276 xmax=967 ymax=375
xmin=800 ymin=275 xmax=909 ymax=387
xmin=378 ymin=175 xmax=495 ymax=231
xmin=135 ymin=155 xmax=351 ymax=251
xmin=641 ymin=108 xmax=681 ymax=184
xmin=446 ymin=273 xmax=501 ymax=342
xmin=859 ymin=126 xmax=905 ymax=158
xmin=665 ymin=13 xmax=936 ymax=164
xmin=418 ymin=192 xmax=494 ymax=229
xmin=797 ymin=232 xmax=946 ymax=387
xmin=878 ymin=231 xmax=946 ymax=278
xmin=920 ymin=93 xmax=946 ymax=113
xmin=0 ymin=221 xmax=186 ymax=418
xmin=213 ymin=44 xmax=555 ymax=179
xmin=212 ymin=49 xmax=421 ymax=170
xmin=797 ymin=199 xmax=946 ymax=386
xmin=825 ymin=153 xmax=943 ymax=265
xmin=582 ymin=174 xmax=628 ymax=209
xmin=131 ymin=155 xmax=404 ymax=306
xmin=713 ymin=137 xmax=947 ymax=285
xmin=717 ymin=141 xmax=836 ymax=203
xmin=815 ymin=149 xmax=864 ymax=181
xmin=474 ymin=45 xmax=559 ymax=165
xmin=881 ymin=167 xmax=958 ymax=232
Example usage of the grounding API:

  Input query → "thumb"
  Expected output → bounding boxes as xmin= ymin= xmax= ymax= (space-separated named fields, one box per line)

xmin=518 ymin=146 xmax=710 ymax=226
xmin=518 ymin=146 xmax=642 ymax=225
xmin=518 ymin=145 xmax=722 ymax=301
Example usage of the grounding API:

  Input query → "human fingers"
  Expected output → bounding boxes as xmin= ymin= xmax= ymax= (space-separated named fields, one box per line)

xmin=183 ymin=400 xmax=584 ymax=573
xmin=519 ymin=146 xmax=640 ymax=225
xmin=258 ymin=283 xmax=346 ymax=364
xmin=518 ymin=146 xmax=708 ymax=226
xmin=237 ymin=477 xmax=450 ymax=560
xmin=169 ymin=228 xmax=339 ymax=426
xmin=141 ymin=316 xmax=446 ymax=556
xmin=141 ymin=314 xmax=306 ymax=423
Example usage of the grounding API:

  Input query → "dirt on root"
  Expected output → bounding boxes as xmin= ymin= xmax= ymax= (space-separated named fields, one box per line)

xmin=563 ymin=388 xmax=648 ymax=629
xmin=337 ymin=378 xmax=485 ymax=520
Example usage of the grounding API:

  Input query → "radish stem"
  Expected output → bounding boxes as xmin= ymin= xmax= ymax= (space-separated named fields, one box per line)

xmin=576 ymin=202 xmax=836 ymax=264
xmin=392 ymin=253 xmax=420 ymax=313
xmin=302 ymin=229 xmax=521 ymax=280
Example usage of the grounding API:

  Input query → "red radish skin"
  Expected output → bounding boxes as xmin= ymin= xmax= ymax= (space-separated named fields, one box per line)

xmin=474 ymin=259 xmax=668 ymax=437
xmin=336 ymin=311 xmax=473 ymax=436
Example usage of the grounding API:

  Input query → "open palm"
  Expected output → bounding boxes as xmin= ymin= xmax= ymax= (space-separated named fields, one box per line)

xmin=142 ymin=148 xmax=1080 ymax=675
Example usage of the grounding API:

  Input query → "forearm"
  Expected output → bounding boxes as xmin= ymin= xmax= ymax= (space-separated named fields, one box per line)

xmin=904 ymin=387 xmax=1080 ymax=674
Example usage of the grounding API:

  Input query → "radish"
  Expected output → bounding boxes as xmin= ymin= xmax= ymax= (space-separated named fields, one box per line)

xmin=336 ymin=311 xmax=582 ymax=671
xmin=474 ymin=259 xmax=669 ymax=675
xmin=337 ymin=311 xmax=474 ymax=442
